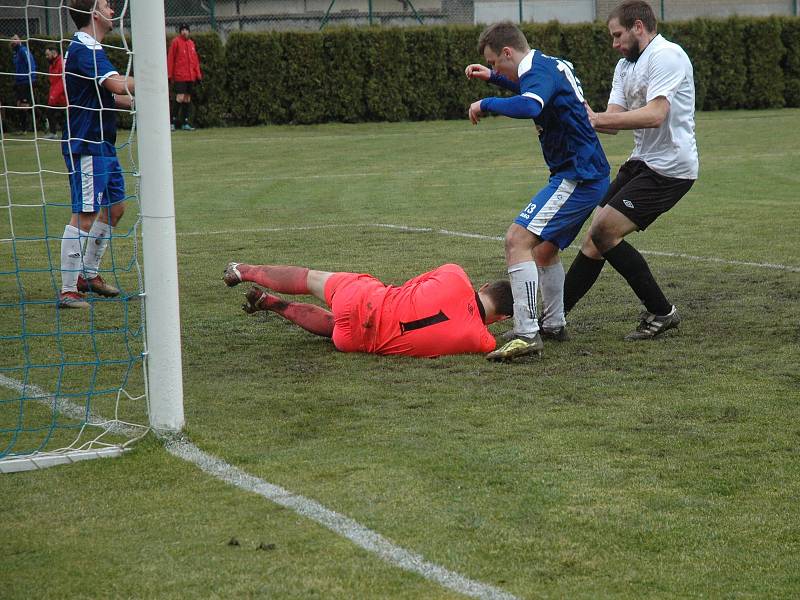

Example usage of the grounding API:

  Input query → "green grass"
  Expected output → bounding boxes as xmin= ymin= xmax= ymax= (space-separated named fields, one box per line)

xmin=2 ymin=109 xmax=800 ymax=598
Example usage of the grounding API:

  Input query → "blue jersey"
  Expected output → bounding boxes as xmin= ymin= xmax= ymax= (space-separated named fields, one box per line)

xmin=13 ymin=44 xmax=37 ymax=84
xmin=62 ymin=32 xmax=120 ymax=157
xmin=481 ymin=50 xmax=609 ymax=182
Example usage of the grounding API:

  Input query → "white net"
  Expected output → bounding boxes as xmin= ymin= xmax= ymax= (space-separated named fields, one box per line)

xmin=0 ymin=1 xmax=149 ymax=472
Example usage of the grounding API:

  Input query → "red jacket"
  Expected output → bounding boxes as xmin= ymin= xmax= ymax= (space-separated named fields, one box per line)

xmin=48 ymin=54 xmax=66 ymax=107
xmin=167 ymin=36 xmax=202 ymax=83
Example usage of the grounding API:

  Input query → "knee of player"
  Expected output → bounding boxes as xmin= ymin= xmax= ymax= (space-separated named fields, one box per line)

xmin=108 ymin=203 xmax=126 ymax=226
xmin=589 ymin=225 xmax=616 ymax=254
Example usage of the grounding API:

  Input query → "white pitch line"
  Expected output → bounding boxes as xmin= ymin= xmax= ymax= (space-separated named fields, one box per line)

xmin=165 ymin=436 xmax=518 ymax=600
xmin=0 ymin=374 xmax=518 ymax=600
xmin=176 ymin=222 xmax=800 ymax=274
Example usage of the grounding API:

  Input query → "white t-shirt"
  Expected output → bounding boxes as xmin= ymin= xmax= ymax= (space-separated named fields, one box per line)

xmin=608 ymin=34 xmax=698 ymax=179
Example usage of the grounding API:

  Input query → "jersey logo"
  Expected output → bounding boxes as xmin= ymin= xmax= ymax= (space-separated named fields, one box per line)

xmin=623 ymin=199 xmax=634 ymax=209
xmin=400 ymin=310 xmax=449 ymax=334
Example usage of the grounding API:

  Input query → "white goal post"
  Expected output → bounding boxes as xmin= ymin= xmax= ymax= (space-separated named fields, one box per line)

xmin=131 ymin=2 xmax=185 ymax=434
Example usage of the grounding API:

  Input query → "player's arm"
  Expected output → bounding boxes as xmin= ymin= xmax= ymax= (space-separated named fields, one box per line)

xmin=102 ymin=74 xmax=135 ymax=109
xmin=590 ymin=97 xmax=669 ymax=131
xmin=465 ymin=64 xmax=521 ymax=93
xmin=471 ymin=94 xmax=541 ymax=124
xmin=586 ymin=102 xmax=625 ymax=135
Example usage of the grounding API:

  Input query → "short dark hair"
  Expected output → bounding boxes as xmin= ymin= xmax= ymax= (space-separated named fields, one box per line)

xmin=608 ymin=0 xmax=657 ymax=32
xmin=46 ymin=46 xmax=59 ymax=55
xmin=484 ymin=280 xmax=514 ymax=318
xmin=478 ymin=21 xmax=529 ymax=55
xmin=178 ymin=23 xmax=190 ymax=33
xmin=69 ymin=0 xmax=96 ymax=29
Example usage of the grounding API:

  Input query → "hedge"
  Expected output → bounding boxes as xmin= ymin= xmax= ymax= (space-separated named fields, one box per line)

xmin=1 ymin=17 xmax=798 ymax=130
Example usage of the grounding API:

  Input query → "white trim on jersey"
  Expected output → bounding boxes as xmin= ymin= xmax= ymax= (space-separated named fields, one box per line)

xmin=517 ymin=49 xmax=535 ymax=79
xmin=522 ymin=92 xmax=544 ymax=107
xmin=80 ymin=155 xmax=95 ymax=213
xmin=525 ymin=178 xmax=577 ymax=236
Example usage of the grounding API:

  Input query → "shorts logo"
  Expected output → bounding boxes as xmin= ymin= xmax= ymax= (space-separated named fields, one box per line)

xmin=97 ymin=191 xmax=104 ymax=204
xmin=522 ymin=203 xmax=537 ymax=216
xmin=623 ymin=199 xmax=634 ymax=209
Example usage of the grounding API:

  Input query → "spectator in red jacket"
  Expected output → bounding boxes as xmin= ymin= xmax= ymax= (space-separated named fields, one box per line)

xmin=45 ymin=47 xmax=67 ymax=139
xmin=167 ymin=23 xmax=202 ymax=131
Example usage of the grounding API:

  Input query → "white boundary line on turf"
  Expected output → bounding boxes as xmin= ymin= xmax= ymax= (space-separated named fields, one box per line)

xmin=176 ymin=222 xmax=800 ymax=274
xmin=0 ymin=374 xmax=518 ymax=600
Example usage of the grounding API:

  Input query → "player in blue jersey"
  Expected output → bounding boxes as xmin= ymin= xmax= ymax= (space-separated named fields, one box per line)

xmin=465 ymin=21 xmax=610 ymax=361
xmin=58 ymin=0 xmax=135 ymax=308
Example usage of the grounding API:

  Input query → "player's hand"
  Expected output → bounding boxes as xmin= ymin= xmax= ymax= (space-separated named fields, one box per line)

xmin=584 ymin=101 xmax=599 ymax=128
xmin=468 ymin=100 xmax=483 ymax=125
xmin=465 ymin=64 xmax=491 ymax=81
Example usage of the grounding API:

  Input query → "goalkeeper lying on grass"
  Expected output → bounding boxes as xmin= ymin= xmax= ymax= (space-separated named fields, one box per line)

xmin=223 ymin=262 xmax=514 ymax=358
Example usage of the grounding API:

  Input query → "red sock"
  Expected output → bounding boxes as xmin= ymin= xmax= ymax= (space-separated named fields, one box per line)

xmin=239 ymin=265 xmax=309 ymax=294
xmin=262 ymin=293 xmax=334 ymax=338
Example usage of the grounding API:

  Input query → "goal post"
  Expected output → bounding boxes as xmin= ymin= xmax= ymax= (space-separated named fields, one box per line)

xmin=131 ymin=2 xmax=185 ymax=434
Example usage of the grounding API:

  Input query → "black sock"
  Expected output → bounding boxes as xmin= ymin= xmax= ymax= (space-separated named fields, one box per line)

xmin=564 ymin=251 xmax=606 ymax=313
xmin=170 ymin=99 xmax=179 ymax=125
xmin=603 ymin=240 xmax=672 ymax=315
xmin=183 ymin=102 xmax=192 ymax=125
xmin=177 ymin=103 xmax=187 ymax=126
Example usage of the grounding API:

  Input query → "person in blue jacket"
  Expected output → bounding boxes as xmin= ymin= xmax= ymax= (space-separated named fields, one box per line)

xmin=11 ymin=34 xmax=37 ymax=132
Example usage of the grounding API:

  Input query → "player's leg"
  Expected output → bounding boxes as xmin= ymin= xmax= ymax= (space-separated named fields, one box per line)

xmin=590 ymin=162 xmax=693 ymax=339
xmin=80 ymin=157 xmax=124 ymax=297
xmin=534 ymin=242 xmax=567 ymax=340
xmin=486 ymin=188 xmax=550 ymax=361
xmin=242 ymin=286 xmax=334 ymax=338
xmin=562 ymin=162 xmax=639 ymax=314
xmin=223 ymin=262 xmax=312 ymax=295
xmin=59 ymin=155 xmax=97 ymax=308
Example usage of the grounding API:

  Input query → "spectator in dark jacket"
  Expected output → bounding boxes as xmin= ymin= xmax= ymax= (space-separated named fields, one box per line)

xmin=167 ymin=23 xmax=202 ymax=131
xmin=11 ymin=34 xmax=37 ymax=132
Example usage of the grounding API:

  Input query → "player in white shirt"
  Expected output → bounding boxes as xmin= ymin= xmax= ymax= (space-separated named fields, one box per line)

xmin=562 ymin=0 xmax=698 ymax=340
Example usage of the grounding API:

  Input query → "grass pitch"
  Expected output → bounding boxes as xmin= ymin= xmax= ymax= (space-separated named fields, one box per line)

xmin=2 ymin=109 xmax=800 ymax=598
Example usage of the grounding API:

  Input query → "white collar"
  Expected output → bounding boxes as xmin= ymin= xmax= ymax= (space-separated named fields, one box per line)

xmin=517 ymin=49 xmax=536 ymax=79
xmin=75 ymin=31 xmax=102 ymax=50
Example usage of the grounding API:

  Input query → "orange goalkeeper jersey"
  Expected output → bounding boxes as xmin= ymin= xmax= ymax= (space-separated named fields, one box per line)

xmin=325 ymin=264 xmax=497 ymax=358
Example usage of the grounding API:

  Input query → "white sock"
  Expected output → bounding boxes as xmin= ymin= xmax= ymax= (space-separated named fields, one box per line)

xmin=83 ymin=220 xmax=112 ymax=278
xmin=508 ymin=260 xmax=539 ymax=337
xmin=538 ymin=261 xmax=566 ymax=329
xmin=60 ymin=224 xmax=85 ymax=292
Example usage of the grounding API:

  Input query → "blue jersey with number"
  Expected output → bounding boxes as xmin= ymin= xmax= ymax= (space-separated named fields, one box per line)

xmin=62 ymin=32 xmax=120 ymax=157
xmin=482 ymin=50 xmax=609 ymax=182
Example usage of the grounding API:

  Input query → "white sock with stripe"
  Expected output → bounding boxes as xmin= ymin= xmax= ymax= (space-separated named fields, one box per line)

xmin=60 ymin=224 xmax=86 ymax=293
xmin=83 ymin=220 xmax=112 ymax=278
xmin=538 ymin=261 xmax=566 ymax=329
xmin=508 ymin=260 xmax=539 ymax=338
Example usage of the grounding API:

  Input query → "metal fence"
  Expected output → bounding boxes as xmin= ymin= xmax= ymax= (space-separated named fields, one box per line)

xmin=0 ymin=0 xmax=797 ymax=39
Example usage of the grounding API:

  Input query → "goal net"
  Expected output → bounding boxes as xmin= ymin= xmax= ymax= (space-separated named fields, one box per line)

xmin=0 ymin=1 xmax=183 ymax=473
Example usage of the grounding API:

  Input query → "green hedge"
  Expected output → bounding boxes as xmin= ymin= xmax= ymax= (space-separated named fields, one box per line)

xmin=2 ymin=17 xmax=798 ymax=130
xmin=214 ymin=16 xmax=798 ymax=126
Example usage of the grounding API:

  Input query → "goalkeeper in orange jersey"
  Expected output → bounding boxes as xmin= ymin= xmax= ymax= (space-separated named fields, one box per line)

xmin=223 ymin=262 xmax=514 ymax=359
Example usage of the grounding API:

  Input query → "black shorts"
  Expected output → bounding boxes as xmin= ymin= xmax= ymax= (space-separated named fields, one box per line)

xmin=14 ymin=83 xmax=33 ymax=105
xmin=601 ymin=160 xmax=695 ymax=230
xmin=173 ymin=81 xmax=194 ymax=95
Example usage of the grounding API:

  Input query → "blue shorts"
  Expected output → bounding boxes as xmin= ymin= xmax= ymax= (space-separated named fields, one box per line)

xmin=514 ymin=175 xmax=609 ymax=250
xmin=65 ymin=154 xmax=125 ymax=214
